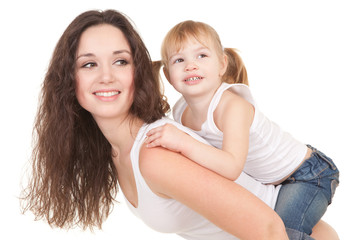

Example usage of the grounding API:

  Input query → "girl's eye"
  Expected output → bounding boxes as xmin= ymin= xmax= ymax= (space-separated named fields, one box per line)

xmin=82 ymin=62 xmax=97 ymax=68
xmin=198 ymin=54 xmax=207 ymax=59
xmin=114 ymin=59 xmax=128 ymax=65
xmin=174 ymin=58 xmax=184 ymax=64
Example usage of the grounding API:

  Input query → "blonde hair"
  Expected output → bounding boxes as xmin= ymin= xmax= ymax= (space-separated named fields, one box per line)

xmin=155 ymin=20 xmax=248 ymax=86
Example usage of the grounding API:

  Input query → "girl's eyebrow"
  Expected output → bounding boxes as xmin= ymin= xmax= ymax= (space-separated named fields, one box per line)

xmin=76 ymin=49 xmax=131 ymax=60
xmin=169 ymin=52 xmax=181 ymax=61
xmin=196 ymin=46 xmax=210 ymax=52
xmin=169 ymin=46 xmax=209 ymax=61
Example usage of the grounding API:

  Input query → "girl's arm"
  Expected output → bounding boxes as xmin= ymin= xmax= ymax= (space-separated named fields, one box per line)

xmin=139 ymin=145 xmax=288 ymax=240
xmin=145 ymin=91 xmax=253 ymax=181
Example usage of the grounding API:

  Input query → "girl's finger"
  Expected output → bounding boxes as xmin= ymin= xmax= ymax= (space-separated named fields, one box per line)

xmin=146 ymin=126 xmax=163 ymax=136
xmin=145 ymin=132 xmax=161 ymax=144
xmin=146 ymin=138 xmax=161 ymax=148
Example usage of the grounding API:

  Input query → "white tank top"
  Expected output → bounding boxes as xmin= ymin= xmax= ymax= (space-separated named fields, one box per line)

xmin=172 ymin=83 xmax=308 ymax=184
xmin=126 ymin=117 xmax=280 ymax=240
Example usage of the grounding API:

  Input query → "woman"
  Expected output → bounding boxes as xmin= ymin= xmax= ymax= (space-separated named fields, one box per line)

xmin=21 ymin=9 xmax=336 ymax=240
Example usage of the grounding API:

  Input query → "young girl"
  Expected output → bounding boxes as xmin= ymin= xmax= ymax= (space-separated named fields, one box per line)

xmin=147 ymin=20 xmax=340 ymax=238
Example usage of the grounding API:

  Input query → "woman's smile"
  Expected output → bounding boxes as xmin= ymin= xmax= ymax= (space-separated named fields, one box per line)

xmin=94 ymin=90 xmax=121 ymax=96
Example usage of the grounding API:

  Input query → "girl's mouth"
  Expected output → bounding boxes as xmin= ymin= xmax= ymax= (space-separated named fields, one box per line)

xmin=185 ymin=76 xmax=202 ymax=82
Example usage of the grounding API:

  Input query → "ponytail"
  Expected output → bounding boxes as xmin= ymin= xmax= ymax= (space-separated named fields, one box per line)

xmin=151 ymin=60 xmax=169 ymax=112
xmin=222 ymin=48 xmax=248 ymax=86
xmin=152 ymin=60 xmax=163 ymax=84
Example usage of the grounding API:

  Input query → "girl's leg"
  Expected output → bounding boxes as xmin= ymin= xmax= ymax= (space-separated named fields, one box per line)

xmin=275 ymin=146 xmax=339 ymax=238
xmin=275 ymin=182 xmax=328 ymax=236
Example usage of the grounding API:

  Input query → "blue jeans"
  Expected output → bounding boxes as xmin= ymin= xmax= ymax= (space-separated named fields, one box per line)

xmin=274 ymin=145 xmax=339 ymax=240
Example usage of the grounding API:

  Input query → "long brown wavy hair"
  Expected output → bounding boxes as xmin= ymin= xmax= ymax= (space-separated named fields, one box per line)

xmin=154 ymin=20 xmax=249 ymax=86
xmin=21 ymin=9 xmax=169 ymax=230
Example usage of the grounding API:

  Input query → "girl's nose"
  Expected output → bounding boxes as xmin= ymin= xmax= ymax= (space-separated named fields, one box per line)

xmin=185 ymin=61 xmax=199 ymax=72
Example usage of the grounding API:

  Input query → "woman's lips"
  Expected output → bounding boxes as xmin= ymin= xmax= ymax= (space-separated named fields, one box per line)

xmin=93 ymin=91 xmax=121 ymax=97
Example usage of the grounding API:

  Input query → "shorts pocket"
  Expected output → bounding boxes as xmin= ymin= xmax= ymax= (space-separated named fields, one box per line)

xmin=329 ymin=172 xmax=340 ymax=204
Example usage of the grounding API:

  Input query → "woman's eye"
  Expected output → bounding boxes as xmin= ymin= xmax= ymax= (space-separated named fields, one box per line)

xmin=82 ymin=62 xmax=96 ymax=68
xmin=114 ymin=59 xmax=128 ymax=65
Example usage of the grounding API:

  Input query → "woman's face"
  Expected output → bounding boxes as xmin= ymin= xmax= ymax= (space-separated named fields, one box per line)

xmin=75 ymin=24 xmax=135 ymax=121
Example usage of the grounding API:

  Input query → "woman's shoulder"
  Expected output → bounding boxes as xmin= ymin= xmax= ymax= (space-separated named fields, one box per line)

xmin=144 ymin=117 xmax=209 ymax=144
xmin=138 ymin=131 xmax=202 ymax=199
xmin=138 ymin=117 xmax=210 ymax=193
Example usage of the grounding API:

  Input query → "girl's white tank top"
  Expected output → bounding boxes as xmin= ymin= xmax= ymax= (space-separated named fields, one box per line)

xmin=172 ymin=83 xmax=307 ymax=184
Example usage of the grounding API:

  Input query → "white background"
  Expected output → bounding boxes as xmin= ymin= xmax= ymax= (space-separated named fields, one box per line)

xmin=1 ymin=0 xmax=359 ymax=239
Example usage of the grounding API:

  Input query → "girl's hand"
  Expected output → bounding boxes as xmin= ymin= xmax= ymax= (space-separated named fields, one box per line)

xmin=145 ymin=124 xmax=188 ymax=152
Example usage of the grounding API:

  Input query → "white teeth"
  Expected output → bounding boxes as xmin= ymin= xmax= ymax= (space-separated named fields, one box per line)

xmin=185 ymin=77 xmax=201 ymax=82
xmin=94 ymin=91 xmax=120 ymax=97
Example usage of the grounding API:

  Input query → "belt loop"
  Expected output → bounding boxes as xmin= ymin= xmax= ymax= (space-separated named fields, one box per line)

xmin=306 ymin=144 xmax=317 ymax=153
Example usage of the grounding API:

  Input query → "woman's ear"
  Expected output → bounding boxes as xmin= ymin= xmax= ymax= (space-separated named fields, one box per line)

xmin=219 ymin=54 xmax=228 ymax=77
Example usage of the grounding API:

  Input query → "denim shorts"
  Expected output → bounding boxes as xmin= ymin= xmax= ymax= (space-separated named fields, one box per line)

xmin=274 ymin=145 xmax=340 ymax=238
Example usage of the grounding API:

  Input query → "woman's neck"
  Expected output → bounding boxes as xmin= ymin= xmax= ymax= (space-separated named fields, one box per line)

xmin=94 ymin=115 xmax=144 ymax=157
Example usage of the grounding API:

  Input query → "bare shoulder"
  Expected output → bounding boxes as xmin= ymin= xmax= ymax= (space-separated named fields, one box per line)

xmin=218 ymin=89 xmax=252 ymax=110
xmin=139 ymin=144 xmax=212 ymax=194
xmin=215 ymin=89 xmax=254 ymax=130
xmin=138 ymin=143 xmax=254 ymax=205
xmin=139 ymin=145 xmax=180 ymax=188
xmin=138 ymin=143 xmax=240 ymax=203
xmin=139 ymin=144 xmax=203 ymax=198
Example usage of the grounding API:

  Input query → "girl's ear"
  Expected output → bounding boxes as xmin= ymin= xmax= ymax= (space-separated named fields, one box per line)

xmin=219 ymin=54 xmax=228 ymax=77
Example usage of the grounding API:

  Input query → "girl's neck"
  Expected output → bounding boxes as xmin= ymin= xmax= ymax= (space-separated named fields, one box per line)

xmin=94 ymin=115 xmax=144 ymax=157
xmin=182 ymin=83 xmax=221 ymax=129
xmin=184 ymin=95 xmax=211 ymax=121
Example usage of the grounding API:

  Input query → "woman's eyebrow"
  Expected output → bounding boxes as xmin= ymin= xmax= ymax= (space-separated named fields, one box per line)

xmin=76 ymin=53 xmax=94 ymax=60
xmin=113 ymin=49 xmax=131 ymax=55
xmin=76 ymin=50 xmax=132 ymax=60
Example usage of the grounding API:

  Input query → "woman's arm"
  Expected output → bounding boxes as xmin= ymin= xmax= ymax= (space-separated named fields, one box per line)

xmin=145 ymin=91 xmax=253 ymax=181
xmin=139 ymin=145 xmax=288 ymax=240
xmin=311 ymin=220 xmax=340 ymax=240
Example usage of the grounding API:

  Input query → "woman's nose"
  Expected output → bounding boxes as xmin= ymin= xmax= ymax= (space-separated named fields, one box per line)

xmin=100 ymin=65 xmax=114 ymax=83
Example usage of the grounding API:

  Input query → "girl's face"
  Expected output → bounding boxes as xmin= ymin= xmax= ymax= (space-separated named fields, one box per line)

xmin=165 ymin=37 xmax=227 ymax=99
xmin=75 ymin=24 xmax=135 ymax=121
